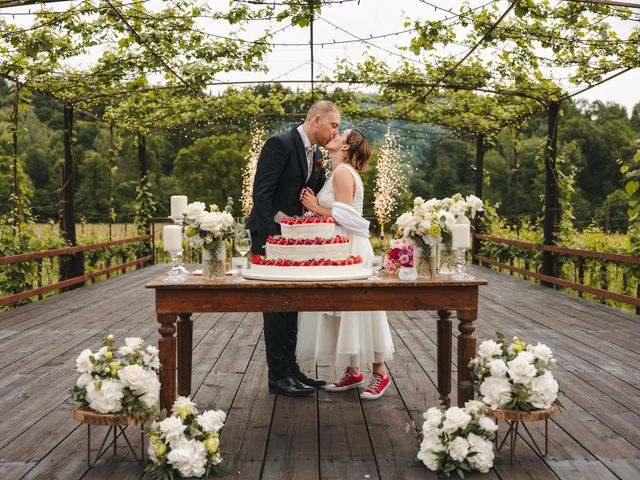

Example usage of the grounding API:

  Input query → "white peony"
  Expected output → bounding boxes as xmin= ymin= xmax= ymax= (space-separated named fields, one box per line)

xmin=158 ymin=416 xmax=187 ymax=446
xmin=442 ymin=407 xmax=471 ymax=434
xmin=420 ymin=431 xmax=445 ymax=453
xmin=76 ymin=372 xmax=93 ymax=389
xmin=507 ymin=351 xmax=537 ymax=384
xmin=196 ymin=409 xmax=226 ymax=434
xmin=527 ymin=370 xmax=559 ymax=409
xmin=186 ymin=201 xmax=206 ymax=219
xmin=478 ymin=340 xmax=502 ymax=359
xmin=422 ymin=407 xmax=443 ymax=432
xmin=479 ymin=415 xmax=499 ymax=434
xmin=467 ymin=436 xmax=494 ymax=473
xmin=86 ymin=379 xmax=124 ymax=413
xmin=75 ymin=349 xmax=94 ymax=373
xmin=140 ymin=372 xmax=161 ymax=408
xmin=464 ymin=400 xmax=486 ymax=415
xmin=166 ymin=437 xmax=208 ymax=478
xmin=448 ymin=436 xmax=470 ymax=462
xmin=480 ymin=376 xmax=512 ymax=409
xmin=532 ymin=343 xmax=553 ymax=363
xmin=489 ymin=359 xmax=509 ymax=377
xmin=417 ymin=447 xmax=439 ymax=471
xmin=118 ymin=364 xmax=148 ymax=393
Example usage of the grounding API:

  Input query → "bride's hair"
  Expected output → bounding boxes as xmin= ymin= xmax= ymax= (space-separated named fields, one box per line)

xmin=345 ymin=128 xmax=371 ymax=172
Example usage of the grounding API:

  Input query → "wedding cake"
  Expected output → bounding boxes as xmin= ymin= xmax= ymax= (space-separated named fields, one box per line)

xmin=249 ymin=215 xmax=365 ymax=279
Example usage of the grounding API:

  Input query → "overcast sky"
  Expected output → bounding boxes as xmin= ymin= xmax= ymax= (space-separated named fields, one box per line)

xmin=4 ymin=0 xmax=639 ymax=115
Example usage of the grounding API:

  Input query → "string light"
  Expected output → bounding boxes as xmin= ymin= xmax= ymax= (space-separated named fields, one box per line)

xmin=241 ymin=125 xmax=268 ymax=216
xmin=373 ymin=127 xmax=406 ymax=236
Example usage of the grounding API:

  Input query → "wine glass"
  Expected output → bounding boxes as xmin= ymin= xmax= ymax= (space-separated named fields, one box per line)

xmin=367 ymin=255 xmax=383 ymax=280
xmin=235 ymin=229 xmax=252 ymax=257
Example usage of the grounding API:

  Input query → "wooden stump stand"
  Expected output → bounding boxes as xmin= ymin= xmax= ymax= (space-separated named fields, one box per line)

xmin=486 ymin=407 xmax=556 ymax=464
xmin=73 ymin=409 xmax=147 ymax=467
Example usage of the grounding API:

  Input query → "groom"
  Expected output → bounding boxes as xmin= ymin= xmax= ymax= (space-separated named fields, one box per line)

xmin=247 ymin=100 xmax=340 ymax=396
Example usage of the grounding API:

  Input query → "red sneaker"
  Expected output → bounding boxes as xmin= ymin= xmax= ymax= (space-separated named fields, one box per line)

xmin=325 ymin=370 xmax=364 ymax=392
xmin=360 ymin=372 xmax=391 ymax=400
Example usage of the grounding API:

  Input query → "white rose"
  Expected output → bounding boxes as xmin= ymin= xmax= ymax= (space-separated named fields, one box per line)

xmin=489 ymin=359 xmax=509 ymax=377
xmin=158 ymin=416 xmax=187 ymax=446
xmin=147 ymin=442 xmax=158 ymax=463
xmin=464 ymin=400 xmax=486 ymax=415
xmin=438 ymin=211 xmax=456 ymax=232
xmin=422 ymin=407 xmax=443 ymax=432
xmin=478 ymin=340 xmax=502 ymax=359
xmin=142 ymin=350 xmax=160 ymax=370
xmin=480 ymin=376 xmax=512 ymax=409
xmin=166 ymin=437 xmax=207 ymax=478
xmin=507 ymin=351 xmax=537 ymax=384
xmin=118 ymin=364 xmax=148 ymax=393
xmin=75 ymin=349 xmax=94 ymax=374
xmin=199 ymin=212 xmax=222 ymax=234
xmin=425 ymin=198 xmax=440 ymax=209
xmin=467 ymin=437 xmax=494 ymax=472
xmin=186 ymin=201 xmax=206 ymax=219
xmin=124 ymin=337 xmax=143 ymax=350
xmin=196 ymin=409 xmax=227 ymax=434
xmin=532 ymin=343 xmax=553 ymax=363
xmin=76 ymin=372 xmax=93 ymax=389
xmin=442 ymin=407 xmax=471 ymax=434
xmin=420 ymin=431 xmax=445 ymax=453
xmin=414 ymin=197 xmax=425 ymax=207
xmin=448 ymin=436 xmax=470 ymax=462
xmin=94 ymin=346 xmax=109 ymax=361
xmin=479 ymin=415 xmax=499 ymax=434
xmin=86 ymin=379 xmax=123 ymax=413
xmin=527 ymin=371 xmax=559 ymax=409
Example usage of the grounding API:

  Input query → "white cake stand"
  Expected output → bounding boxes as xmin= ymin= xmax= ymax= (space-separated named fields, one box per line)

xmin=242 ymin=268 xmax=372 ymax=282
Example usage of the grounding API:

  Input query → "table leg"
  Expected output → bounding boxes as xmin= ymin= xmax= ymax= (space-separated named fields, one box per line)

xmin=436 ymin=309 xmax=452 ymax=408
xmin=177 ymin=313 xmax=193 ymax=397
xmin=456 ymin=308 xmax=477 ymax=407
xmin=158 ymin=313 xmax=177 ymax=410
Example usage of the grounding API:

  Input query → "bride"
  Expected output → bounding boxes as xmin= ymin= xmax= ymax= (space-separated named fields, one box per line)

xmin=297 ymin=128 xmax=395 ymax=400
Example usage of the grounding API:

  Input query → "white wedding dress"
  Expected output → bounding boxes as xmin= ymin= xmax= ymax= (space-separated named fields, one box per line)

xmin=296 ymin=163 xmax=395 ymax=369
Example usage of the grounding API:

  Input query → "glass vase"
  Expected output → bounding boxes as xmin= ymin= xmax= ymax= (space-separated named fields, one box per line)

xmin=412 ymin=236 xmax=438 ymax=278
xmin=202 ymin=240 xmax=227 ymax=279
xmin=438 ymin=242 xmax=457 ymax=275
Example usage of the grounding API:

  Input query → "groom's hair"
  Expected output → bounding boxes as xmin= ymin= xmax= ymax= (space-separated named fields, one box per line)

xmin=304 ymin=100 xmax=339 ymax=122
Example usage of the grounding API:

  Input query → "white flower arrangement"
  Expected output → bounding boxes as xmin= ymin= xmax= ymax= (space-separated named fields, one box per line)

xmin=395 ymin=194 xmax=484 ymax=243
xmin=183 ymin=197 xmax=236 ymax=250
xmin=414 ymin=400 xmax=497 ymax=478
xmin=71 ymin=335 xmax=161 ymax=420
xmin=145 ymin=396 xmax=226 ymax=479
xmin=468 ymin=332 xmax=561 ymax=411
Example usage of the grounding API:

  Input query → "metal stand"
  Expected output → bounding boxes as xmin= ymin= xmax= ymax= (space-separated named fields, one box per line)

xmin=494 ymin=416 xmax=550 ymax=464
xmin=86 ymin=423 xmax=145 ymax=467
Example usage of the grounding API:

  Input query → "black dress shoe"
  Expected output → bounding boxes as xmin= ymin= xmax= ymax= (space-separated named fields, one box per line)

xmin=268 ymin=376 xmax=315 ymax=396
xmin=293 ymin=371 xmax=327 ymax=389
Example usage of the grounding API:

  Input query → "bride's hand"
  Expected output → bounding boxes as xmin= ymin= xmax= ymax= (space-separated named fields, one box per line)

xmin=301 ymin=189 xmax=319 ymax=212
xmin=299 ymin=187 xmax=313 ymax=202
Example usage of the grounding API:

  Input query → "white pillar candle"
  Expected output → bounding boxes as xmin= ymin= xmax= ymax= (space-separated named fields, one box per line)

xmin=163 ymin=225 xmax=183 ymax=251
xmin=452 ymin=224 xmax=471 ymax=249
xmin=170 ymin=195 xmax=188 ymax=218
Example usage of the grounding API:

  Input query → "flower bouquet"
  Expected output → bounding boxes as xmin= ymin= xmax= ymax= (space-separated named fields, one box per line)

xmin=383 ymin=237 xmax=414 ymax=274
xmin=145 ymin=396 xmax=226 ymax=479
xmin=71 ymin=335 xmax=161 ymax=421
xmin=415 ymin=400 xmax=498 ymax=478
xmin=183 ymin=198 xmax=236 ymax=278
xmin=468 ymin=332 xmax=561 ymax=411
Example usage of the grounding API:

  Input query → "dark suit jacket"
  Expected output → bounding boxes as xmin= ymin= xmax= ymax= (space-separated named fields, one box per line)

xmin=246 ymin=127 xmax=326 ymax=253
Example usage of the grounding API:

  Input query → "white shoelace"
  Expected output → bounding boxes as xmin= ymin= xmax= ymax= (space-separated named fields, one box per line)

xmin=366 ymin=374 xmax=382 ymax=392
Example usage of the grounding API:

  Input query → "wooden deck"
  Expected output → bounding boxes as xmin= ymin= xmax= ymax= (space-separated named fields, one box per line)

xmin=1 ymin=264 xmax=639 ymax=480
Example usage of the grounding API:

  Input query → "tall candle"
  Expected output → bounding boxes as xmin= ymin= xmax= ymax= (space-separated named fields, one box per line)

xmin=452 ymin=224 xmax=471 ymax=249
xmin=170 ymin=195 xmax=188 ymax=218
xmin=163 ymin=225 xmax=183 ymax=251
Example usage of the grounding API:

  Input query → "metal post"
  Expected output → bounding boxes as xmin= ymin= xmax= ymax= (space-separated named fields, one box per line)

xmin=309 ymin=0 xmax=314 ymax=102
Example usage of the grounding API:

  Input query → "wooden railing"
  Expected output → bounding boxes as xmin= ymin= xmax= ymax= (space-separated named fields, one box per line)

xmin=0 ymin=235 xmax=153 ymax=307
xmin=473 ymin=233 xmax=640 ymax=310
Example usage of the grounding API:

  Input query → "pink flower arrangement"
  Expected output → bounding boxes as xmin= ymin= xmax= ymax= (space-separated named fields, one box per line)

xmin=383 ymin=237 xmax=414 ymax=272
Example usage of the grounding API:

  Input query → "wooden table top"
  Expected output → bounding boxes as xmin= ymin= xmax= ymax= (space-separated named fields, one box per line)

xmin=145 ymin=274 xmax=488 ymax=290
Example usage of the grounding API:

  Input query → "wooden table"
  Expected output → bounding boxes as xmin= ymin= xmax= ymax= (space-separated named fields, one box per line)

xmin=146 ymin=275 xmax=487 ymax=410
